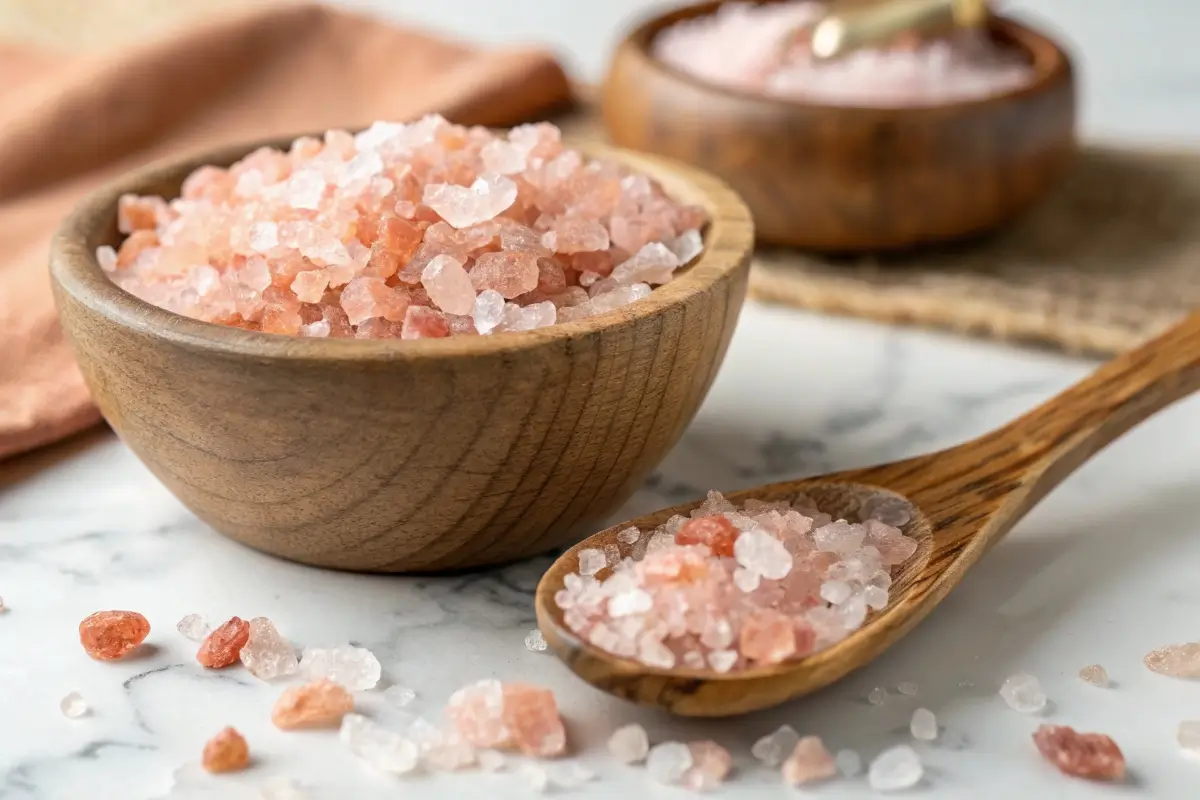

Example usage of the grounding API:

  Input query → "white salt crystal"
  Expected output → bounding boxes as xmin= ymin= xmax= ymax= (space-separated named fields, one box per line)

xmin=637 ymin=634 xmax=676 ymax=669
xmin=840 ymin=595 xmax=868 ymax=629
xmin=732 ymin=567 xmax=761 ymax=593
xmin=524 ymin=629 xmax=548 ymax=653
xmin=896 ymin=681 xmax=919 ymax=697
xmin=813 ymin=520 xmax=866 ymax=553
xmin=910 ymin=708 xmax=937 ymax=741
xmin=867 ymin=687 xmax=887 ymax=706
xmin=608 ymin=723 xmax=650 ymax=764
xmin=477 ymin=749 xmax=506 ymax=772
xmin=249 ymin=222 xmax=279 ymax=253
xmin=999 ymin=672 xmax=1046 ymax=713
xmin=338 ymin=151 xmax=385 ymax=188
xmin=300 ymin=645 xmax=382 ymax=691
xmin=286 ymin=169 xmax=325 ymax=210
xmin=734 ymin=528 xmax=793 ymax=580
xmin=421 ymin=255 xmax=475 ymax=316
xmin=860 ymin=494 xmax=913 ymax=526
xmin=260 ymin=777 xmax=309 ymax=800
xmin=752 ymin=725 xmax=800 ymax=767
xmin=835 ymin=749 xmax=863 ymax=777
xmin=423 ymin=174 xmax=518 ymax=229
xmin=683 ymin=651 xmax=706 ymax=670
xmin=611 ymin=242 xmax=680 ymax=285
xmin=519 ymin=763 xmax=550 ymax=792
xmin=472 ymin=289 xmax=505 ymax=334
xmin=1078 ymin=664 xmax=1109 ymax=687
xmin=578 ymin=548 xmax=607 ymax=576
xmin=617 ymin=527 xmax=641 ymax=544
xmin=1178 ymin=721 xmax=1200 ymax=759
xmin=339 ymin=714 xmax=419 ymax=774
xmin=863 ymin=585 xmax=889 ymax=610
xmin=240 ymin=617 xmax=299 ymax=681
xmin=549 ymin=762 xmax=596 ymax=789
xmin=176 ymin=613 xmax=210 ymax=642
xmin=820 ymin=580 xmax=852 ymax=605
xmin=869 ymin=745 xmax=923 ymax=792
xmin=708 ymin=649 xmax=738 ymax=673
xmin=353 ymin=121 xmax=405 ymax=152
xmin=299 ymin=320 xmax=331 ymax=338
xmin=647 ymin=741 xmax=693 ymax=784
xmin=384 ymin=685 xmax=417 ymax=707
xmin=668 ymin=229 xmax=704 ymax=264
xmin=609 ymin=589 xmax=653 ymax=617
xmin=480 ymin=140 xmax=528 ymax=175
xmin=60 ymin=691 xmax=89 ymax=719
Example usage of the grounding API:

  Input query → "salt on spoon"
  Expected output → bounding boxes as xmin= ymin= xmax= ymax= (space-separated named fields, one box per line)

xmin=534 ymin=311 xmax=1200 ymax=716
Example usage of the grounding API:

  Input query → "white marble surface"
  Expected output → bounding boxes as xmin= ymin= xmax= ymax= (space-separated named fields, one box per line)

xmin=4 ymin=1 xmax=1200 ymax=798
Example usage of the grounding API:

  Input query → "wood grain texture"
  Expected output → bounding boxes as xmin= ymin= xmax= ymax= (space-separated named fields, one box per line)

xmin=536 ymin=311 xmax=1200 ymax=716
xmin=601 ymin=2 xmax=1077 ymax=252
xmin=49 ymin=137 xmax=754 ymax=572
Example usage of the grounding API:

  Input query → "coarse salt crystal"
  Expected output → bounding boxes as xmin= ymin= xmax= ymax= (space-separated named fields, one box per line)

xmin=300 ymin=645 xmax=381 ymax=691
xmin=385 ymin=685 xmax=417 ymax=707
xmin=868 ymin=744 xmax=923 ymax=791
xmin=999 ymin=672 xmax=1046 ymax=713
xmin=578 ymin=548 xmax=607 ymax=576
xmin=896 ymin=681 xmax=918 ymax=696
xmin=752 ymin=725 xmax=800 ymax=767
xmin=60 ymin=691 xmax=89 ymax=718
xmin=339 ymin=714 xmax=419 ymax=774
xmin=647 ymin=741 xmax=693 ymax=784
xmin=1177 ymin=721 xmax=1200 ymax=759
xmin=608 ymin=723 xmax=650 ymax=764
xmin=910 ymin=708 xmax=937 ymax=740
xmin=835 ymin=749 xmax=863 ymax=777
xmin=524 ymin=629 xmax=548 ymax=653
xmin=1078 ymin=664 xmax=1109 ymax=687
xmin=176 ymin=613 xmax=210 ymax=642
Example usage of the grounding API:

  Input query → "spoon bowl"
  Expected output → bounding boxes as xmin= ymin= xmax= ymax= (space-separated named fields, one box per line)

xmin=536 ymin=312 xmax=1200 ymax=716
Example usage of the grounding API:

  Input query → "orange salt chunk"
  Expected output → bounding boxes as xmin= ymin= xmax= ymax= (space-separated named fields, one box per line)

xmin=78 ymin=610 xmax=151 ymax=661
xmin=675 ymin=515 xmax=739 ymax=557
xmin=197 ymin=617 xmax=250 ymax=669
xmin=272 ymin=679 xmax=354 ymax=730
xmin=739 ymin=609 xmax=796 ymax=665
xmin=1033 ymin=725 xmax=1125 ymax=782
xmin=202 ymin=727 xmax=249 ymax=773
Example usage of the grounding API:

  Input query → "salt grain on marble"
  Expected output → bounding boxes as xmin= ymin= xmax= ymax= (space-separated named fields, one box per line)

xmin=910 ymin=708 xmax=938 ymax=741
xmin=1177 ymin=721 xmax=1200 ymax=759
xmin=524 ymin=629 xmax=548 ymax=653
xmin=1078 ymin=664 xmax=1109 ymax=687
xmin=647 ymin=741 xmax=694 ymax=785
xmin=752 ymin=725 xmax=800 ymax=767
xmin=896 ymin=681 xmax=919 ymax=697
xmin=608 ymin=723 xmax=650 ymax=764
xmin=835 ymin=749 xmax=863 ymax=777
xmin=385 ymin=685 xmax=417 ymax=707
xmin=60 ymin=691 xmax=89 ymax=719
xmin=176 ymin=613 xmax=210 ymax=642
xmin=999 ymin=672 xmax=1047 ymax=714
xmin=868 ymin=744 xmax=924 ymax=792
xmin=555 ymin=491 xmax=918 ymax=671
xmin=653 ymin=1 xmax=1035 ymax=107
xmin=300 ymin=645 xmax=381 ymax=691
xmin=867 ymin=687 xmax=888 ymax=706
xmin=102 ymin=117 xmax=707 ymax=340
xmin=1144 ymin=642 xmax=1200 ymax=677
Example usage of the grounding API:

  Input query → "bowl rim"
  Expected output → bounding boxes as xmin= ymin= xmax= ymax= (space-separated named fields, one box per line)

xmin=618 ymin=1 xmax=1075 ymax=115
xmin=50 ymin=134 xmax=754 ymax=365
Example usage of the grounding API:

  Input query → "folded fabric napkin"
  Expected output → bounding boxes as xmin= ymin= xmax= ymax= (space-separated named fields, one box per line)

xmin=0 ymin=1 xmax=571 ymax=461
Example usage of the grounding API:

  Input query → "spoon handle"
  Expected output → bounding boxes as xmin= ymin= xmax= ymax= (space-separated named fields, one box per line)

xmin=909 ymin=311 xmax=1200 ymax=546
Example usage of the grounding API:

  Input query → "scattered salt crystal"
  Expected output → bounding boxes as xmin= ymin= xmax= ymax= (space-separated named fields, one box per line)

xmin=896 ymin=681 xmax=918 ymax=697
xmin=668 ymin=229 xmax=704 ymax=264
xmin=300 ymin=645 xmax=381 ymax=691
xmin=518 ymin=763 xmax=550 ymax=792
xmin=863 ymin=585 xmax=889 ymax=610
xmin=472 ymin=289 xmax=505 ymax=335
xmin=647 ymin=741 xmax=694 ymax=785
xmin=421 ymin=255 xmax=475 ymax=316
xmin=868 ymin=744 xmax=923 ymax=792
xmin=240 ymin=617 xmax=298 ymax=681
xmin=60 ymin=691 xmax=89 ymax=719
xmin=385 ymin=685 xmax=417 ymax=707
xmin=782 ymin=736 xmax=837 ymax=785
xmin=286 ymin=169 xmax=325 ymax=210
xmin=339 ymin=714 xmax=419 ymax=774
xmin=249 ymin=222 xmax=279 ymax=253
xmin=260 ymin=777 xmax=309 ymax=800
xmin=1033 ymin=724 xmax=1125 ymax=781
xmin=524 ymin=628 xmax=548 ymax=653
xmin=999 ymin=672 xmax=1047 ymax=713
xmin=617 ymin=527 xmax=640 ymax=545
xmin=477 ymin=749 xmax=506 ymax=772
xmin=836 ymin=749 xmax=863 ymax=777
xmin=1145 ymin=642 xmax=1200 ymax=677
xmin=752 ymin=725 xmax=800 ymax=767
xmin=578 ymin=548 xmax=607 ymax=576
xmin=1177 ymin=721 xmax=1200 ymax=759
xmin=813 ymin=520 xmax=865 ymax=554
xmin=732 ymin=567 xmax=762 ymax=593
xmin=1078 ymin=664 xmax=1109 ymax=687
xmin=708 ymin=650 xmax=738 ymax=673
xmin=608 ymin=723 xmax=650 ymax=763
xmin=867 ymin=687 xmax=887 ymax=706
xmin=819 ymin=580 xmax=852 ymax=605
xmin=609 ymin=589 xmax=653 ymax=617
xmin=860 ymin=494 xmax=914 ymax=527
xmin=683 ymin=740 xmax=732 ymax=791
xmin=176 ymin=613 xmax=210 ymax=642
xmin=910 ymin=708 xmax=938 ymax=741
xmin=549 ymin=762 xmax=596 ymax=789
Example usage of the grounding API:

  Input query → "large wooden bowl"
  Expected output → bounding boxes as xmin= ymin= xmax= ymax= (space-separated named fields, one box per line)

xmin=49 ymin=138 xmax=754 ymax=572
xmin=603 ymin=2 xmax=1077 ymax=252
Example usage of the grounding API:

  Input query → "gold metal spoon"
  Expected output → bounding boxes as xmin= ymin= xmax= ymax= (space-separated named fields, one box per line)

xmin=807 ymin=0 xmax=989 ymax=61
xmin=535 ymin=312 xmax=1200 ymax=717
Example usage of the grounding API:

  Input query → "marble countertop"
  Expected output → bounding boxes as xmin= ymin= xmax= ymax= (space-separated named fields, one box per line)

xmin=4 ymin=2 xmax=1200 ymax=798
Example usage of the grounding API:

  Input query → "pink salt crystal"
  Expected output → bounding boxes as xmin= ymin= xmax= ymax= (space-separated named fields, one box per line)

xmin=291 ymin=270 xmax=329 ymax=304
xmin=401 ymin=306 xmax=451 ymax=339
xmin=683 ymin=741 xmax=732 ymax=792
xmin=782 ymin=736 xmax=838 ymax=786
xmin=447 ymin=680 xmax=566 ymax=758
xmin=739 ymin=609 xmax=797 ymax=664
xmin=421 ymin=255 xmax=475 ymax=315
xmin=423 ymin=175 xmax=518 ymax=229
xmin=340 ymin=277 xmax=410 ymax=325
xmin=471 ymin=251 xmax=540 ymax=299
xmin=448 ymin=680 xmax=511 ymax=749
xmin=261 ymin=286 xmax=303 ymax=335
xmin=542 ymin=218 xmax=610 ymax=254
xmin=117 ymin=194 xmax=165 ymax=233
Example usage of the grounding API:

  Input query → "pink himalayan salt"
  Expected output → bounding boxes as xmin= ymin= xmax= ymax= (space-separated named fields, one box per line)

xmin=101 ymin=116 xmax=707 ymax=339
xmin=653 ymin=1 xmax=1035 ymax=107
xmin=555 ymin=491 xmax=918 ymax=671
xmin=782 ymin=736 xmax=838 ymax=786
xmin=683 ymin=741 xmax=732 ymax=791
xmin=447 ymin=680 xmax=566 ymax=758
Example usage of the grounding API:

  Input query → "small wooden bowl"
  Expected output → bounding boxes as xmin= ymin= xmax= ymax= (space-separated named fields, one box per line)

xmin=602 ymin=2 xmax=1077 ymax=252
xmin=49 ymin=138 xmax=754 ymax=573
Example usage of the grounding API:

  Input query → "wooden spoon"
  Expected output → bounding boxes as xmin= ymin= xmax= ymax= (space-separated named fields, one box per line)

xmin=535 ymin=312 xmax=1200 ymax=717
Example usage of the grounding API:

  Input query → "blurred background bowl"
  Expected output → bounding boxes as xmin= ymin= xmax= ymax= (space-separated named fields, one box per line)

xmin=602 ymin=1 xmax=1076 ymax=252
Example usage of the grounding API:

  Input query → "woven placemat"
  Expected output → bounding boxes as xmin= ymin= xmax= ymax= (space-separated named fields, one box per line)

xmin=7 ymin=0 xmax=1194 ymax=357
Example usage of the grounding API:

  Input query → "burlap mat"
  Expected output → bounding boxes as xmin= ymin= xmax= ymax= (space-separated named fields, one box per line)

xmin=8 ymin=0 xmax=1194 ymax=357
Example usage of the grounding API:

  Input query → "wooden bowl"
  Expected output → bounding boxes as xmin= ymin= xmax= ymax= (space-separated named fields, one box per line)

xmin=49 ymin=138 xmax=754 ymax=573
xmin=602 ymin=3 xmax=1077 ymax=252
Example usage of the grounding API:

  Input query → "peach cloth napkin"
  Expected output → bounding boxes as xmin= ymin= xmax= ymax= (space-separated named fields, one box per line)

xmin=0 ymin=1 xmax=571 ymax=461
